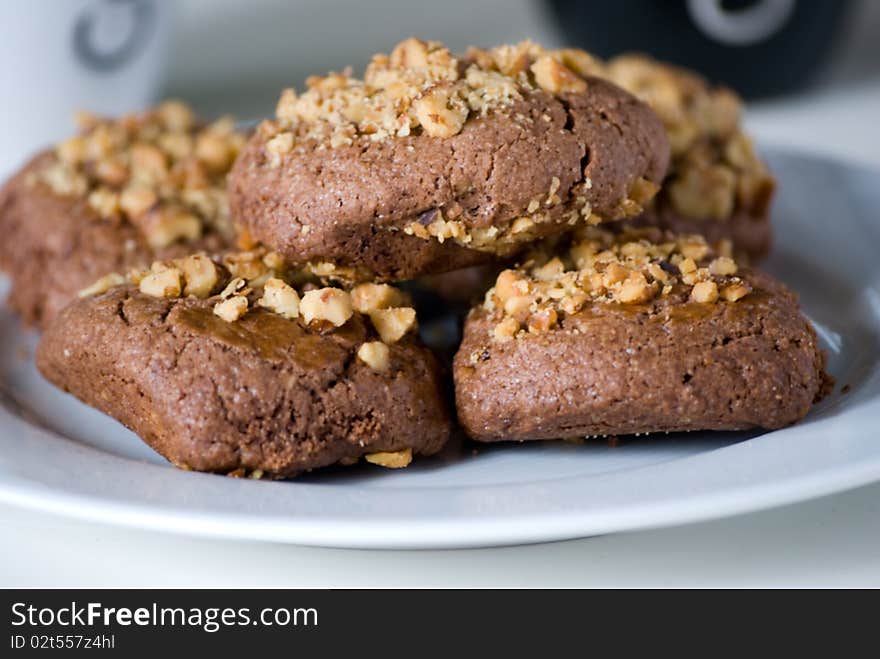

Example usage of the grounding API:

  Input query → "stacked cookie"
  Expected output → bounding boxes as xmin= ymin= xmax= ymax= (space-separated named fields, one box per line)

xmin=0 ymin=38 xmax=829 ymax=479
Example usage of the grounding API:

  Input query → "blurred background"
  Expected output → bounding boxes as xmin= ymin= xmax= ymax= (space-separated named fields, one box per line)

xmin=1 ymin=0 xmax=879 ymax=176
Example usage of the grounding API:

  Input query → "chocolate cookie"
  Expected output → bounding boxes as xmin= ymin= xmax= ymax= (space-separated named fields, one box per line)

xmin=454 ymin=227 xmax=827 ymax=441
xmin=36 ymin=249 xmax=451 ymax=477
xmin=605 ymin=55 xmax=775 ymax=262
xmin=229 ymin=39 xmax=669 ymax=281
xmin=0 ymin=102 xmax=245 ymax=327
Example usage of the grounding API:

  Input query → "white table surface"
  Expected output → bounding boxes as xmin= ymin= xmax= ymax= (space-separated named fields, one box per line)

xmin=3 ymin=2 xmax=880 ymax=588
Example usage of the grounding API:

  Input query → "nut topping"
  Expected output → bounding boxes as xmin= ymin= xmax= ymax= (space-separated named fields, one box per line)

xmin=483 ymin=226 xmax=752 ymax=341
xmin=364 ymin=448 xmax=413 ymax=468
xmin=357 ymin=341 xmax=391 ymax=372
xmin=369 ymin=307 xmax=417 ymax=344
xmin=300 ymin=288 xmax=354 ymax=327
xmin=257 ymin=278 xmax=300 ymax=319
xmin=139 ymin=265 xmax=182 ymax=299
xmin=213 ymin=295 xmax=249 ymax=322
xmin=36 ymin=101 xmax=245 ymax=247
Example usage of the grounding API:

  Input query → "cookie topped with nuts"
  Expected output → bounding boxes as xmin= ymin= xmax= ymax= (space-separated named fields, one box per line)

xmin=0 ymin=101 xmax=246 ymax=327
xmin=38 ymin=249 xmax=451 ymax=478
xmin=229 ymin=38 xmax=670 ymax=280
xmin=454 ymin=227 xmax=829 ymax=442
xmin=604 ymin=55 xmax=775 ymax=261
xmin=481 ymin=226 xmax=752 ymax=343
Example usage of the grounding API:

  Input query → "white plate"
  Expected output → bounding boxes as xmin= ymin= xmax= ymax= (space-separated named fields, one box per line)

xmin=1 ymin=146 xmax=879 ymax=549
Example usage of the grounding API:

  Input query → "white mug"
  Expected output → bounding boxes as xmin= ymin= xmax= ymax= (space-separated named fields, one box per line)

xmin=0 ymin=0 xmax=172 ymax=177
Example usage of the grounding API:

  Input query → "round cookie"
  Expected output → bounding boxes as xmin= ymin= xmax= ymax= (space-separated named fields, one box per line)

xmin=36 ymin=249 xmax=451 ymax=477
xmin=229 ymin=38 xmax=670 ymax=281
xmin=454 ymin=227 xmax=828 ymax=441
xmin=0 ymin=102 xmax=245 ymax=327
xmin=604 ymin=54 xmax=775 ymax=262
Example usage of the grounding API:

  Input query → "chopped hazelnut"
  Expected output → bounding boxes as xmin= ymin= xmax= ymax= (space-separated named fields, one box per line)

xmin=721 ymin=281 xmax=751 ymax=302
xmin=130 ymin=143 xmax=168 ymax=183
xmin=300 ymin=288 xmax=353 ymax=327
xmin=365 ymin=448 xmax=412 ymax=469
xmin=569 ymin=241 xmax=595 ymax=269
xmin=87 ymin=187 xmax=120 ymax=217
xmin=139 ymin=266 xmax=182 ymax=298
xmin=647 ymin=262 xmax=670 ymax=285
xmin=223 ymin=251 xmax=268 ymax=281
xmin=678 ymin=257 xmax=697 ymax=275
xmin=141 ymin=207 xmax=202 ymax=249
xmin=690 ymin=280 xmax=719 ymax=303
xmin=557 ymin=48 xmax=602 ymax=78
xmin=78 ymin=273 xmax=125 ymax=298
xmin=257 ymin=277 xmax=301 ymax=319
xmin=350 ymin=283 xmax=405 ymax=313
xmin=413 ymin=88 xmax=467 ymax=138
xmin=265 ymin=132 xmax=294 ymax=166
xmin=528 ymin=307 xmax=558 ymax=333
xmin=560 ymin=291 xmax=588 ymax=315
xmin=603 ymin=263 xmax=631 ymax=287
xmin=503 ymin=295 xmax=533 ymax=321
xmin=628 ymin=177 xmax=660 ymax=205
xmin=213 ymin=295 xmax=249 ymax=322
xmin=119 ymin=185 xmax=158 ymax=219
xmin=616 ymin=272 xmax=653 ymax=303
xmin=56 ymin=136 xmax=87 ymax=165
xmin=493 ymin=316 xmax=520 ymax=342
xmin=495 ymin=270 xmax=520 ymax=302
xmin=157 ymin=100 xmax=194 ymax=131
xmin=533 ymin=257 xmax=565 ymax=282
xmin=219 ymin=277 xmax=245 ymax=299
xmin=531 ymin=55 xmax=587 ymax=95
xmin=490 ymin=42 xmax=532 ymax=76
xmin=510 ymin=216 xmax=535 ymax=235
xmin=94 ymin=158 xmax=129 ymax=186
xmin=679 ymin=239 xmax=711 ymax=262
xmin=195 ymin=132 xmax=232 ymax=171
xmin=357 ymin=341 xmax=390 ymax=373
xmin=158 ymin=131 xmax=193 ymax=159
xmin=276 ymin=88 xmax=298 ymax=123
xmin=369 ymin=307 xmax=417 ymax=344
xmin=390 ymin=38 xmax=429 ymax=68
xmin=262 ymin=251 xmax=286 ymax=271
xmin=41 ymin=162 xmax=88 ymax=196
xmin=620 ymin=241 xmax=648 ymax=259
xmin=494 ymin=270 xmax=526 ymax=302
xmin=177 ymin=254 xmax=220 ymax=298
xmin=708 ymin=256 xmax=738 ymax=276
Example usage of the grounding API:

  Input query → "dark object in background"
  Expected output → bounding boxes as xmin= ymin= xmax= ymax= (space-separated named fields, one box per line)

xmin=546 ymin=0 xmax=852 ymax=98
